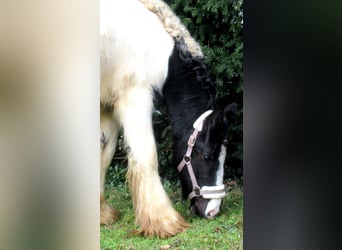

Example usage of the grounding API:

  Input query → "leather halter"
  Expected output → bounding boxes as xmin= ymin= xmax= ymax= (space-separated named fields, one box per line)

xmin=177 ymin=110 xmax=226 ymax=200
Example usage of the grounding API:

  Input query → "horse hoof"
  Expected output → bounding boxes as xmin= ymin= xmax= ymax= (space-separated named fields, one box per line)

xmin=100 ymin=196 xmax=119 ymax=225
xmin=140 ymin=211 xmax=189 ymax=238
xmin=100 ymin=206 xmax=119 ymax=225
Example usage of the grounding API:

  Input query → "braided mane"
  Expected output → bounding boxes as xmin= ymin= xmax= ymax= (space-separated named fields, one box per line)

xmin=139 ymin=0 xmax=216 ymax=106
xmin=139 ymin=0 xmax=203 ymax=58
xmin=174 ymin=40 xmax=216 ymax=108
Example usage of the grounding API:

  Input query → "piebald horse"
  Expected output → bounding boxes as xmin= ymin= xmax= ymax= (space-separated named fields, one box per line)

xmin=100 ymin=0 xmax=236 ymax=238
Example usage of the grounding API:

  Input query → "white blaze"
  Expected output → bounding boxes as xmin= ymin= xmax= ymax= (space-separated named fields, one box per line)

xmin=205 ymin=145 xmax=226 ymax=217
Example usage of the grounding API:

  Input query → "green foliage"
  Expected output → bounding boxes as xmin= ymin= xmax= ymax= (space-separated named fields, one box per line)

xmin=105 ymin=132 xmax=127 ymax=188
xmin=106 ymin=0 xmax=243 ymax=187
xmin=153 ymin=108 xmax=179 ymax=182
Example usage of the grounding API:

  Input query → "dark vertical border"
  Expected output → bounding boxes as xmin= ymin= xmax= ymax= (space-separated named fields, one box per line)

xmin=244 ymin=0 xmax=342 ymax=249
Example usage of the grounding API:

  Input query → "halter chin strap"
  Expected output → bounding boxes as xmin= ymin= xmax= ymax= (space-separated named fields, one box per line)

xmin=177 ymin=110 xmax=226 ymax=200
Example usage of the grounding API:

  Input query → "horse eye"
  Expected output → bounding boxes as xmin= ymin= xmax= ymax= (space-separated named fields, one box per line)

xmin=204 ymin=154 xmax=214 ymax=161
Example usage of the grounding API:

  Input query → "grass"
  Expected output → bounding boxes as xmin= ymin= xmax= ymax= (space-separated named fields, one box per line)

xmin=100 ymin=181 xmax=243 ymax=250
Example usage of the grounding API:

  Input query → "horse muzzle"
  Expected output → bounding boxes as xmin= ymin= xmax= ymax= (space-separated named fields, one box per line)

xmin=191 ymin=196 xmax=223 ymax=219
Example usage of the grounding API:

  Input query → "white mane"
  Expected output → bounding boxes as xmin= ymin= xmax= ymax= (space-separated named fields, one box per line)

xmin=139 ymin=0 xmax=203 ymax=58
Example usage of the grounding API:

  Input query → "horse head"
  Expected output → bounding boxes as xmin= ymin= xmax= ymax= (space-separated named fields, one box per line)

xmin=177 ymin=102 xmax=237 ymax=218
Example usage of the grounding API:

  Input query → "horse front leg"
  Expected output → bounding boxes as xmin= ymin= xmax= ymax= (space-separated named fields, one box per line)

xmin=100 ymin=110 xmax=120 ymax=225
xmin=117 ymin=86 xmax=188 ymax=238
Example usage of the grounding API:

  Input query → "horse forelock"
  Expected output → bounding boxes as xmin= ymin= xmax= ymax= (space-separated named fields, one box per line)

xmin=203 ymin=109 xmax=223 ymax=131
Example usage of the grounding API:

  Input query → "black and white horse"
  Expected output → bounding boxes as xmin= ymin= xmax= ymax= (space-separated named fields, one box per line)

xmin=100 ymin=0 xmax=236 ymax=238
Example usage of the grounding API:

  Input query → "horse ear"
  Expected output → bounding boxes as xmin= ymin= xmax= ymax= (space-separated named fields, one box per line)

xmin=224 ymin=102 xmax=237 ymax=116
xmin=223 ymin=102 xmax=237 ymax=124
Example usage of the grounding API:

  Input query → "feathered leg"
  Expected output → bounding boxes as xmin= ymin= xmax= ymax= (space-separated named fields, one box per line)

xmin=117 ymin=85 xmax=188 ymax=238
xmin=100 ymin=109 xmax=120 ymax=225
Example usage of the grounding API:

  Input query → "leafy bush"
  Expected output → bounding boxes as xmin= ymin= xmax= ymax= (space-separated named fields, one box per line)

xmin=105 ymin=132 xmax=127 ymax=188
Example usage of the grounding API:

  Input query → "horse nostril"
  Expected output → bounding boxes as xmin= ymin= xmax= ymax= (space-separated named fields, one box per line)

xmin=206 ymin=209 xmax=219 ymax=219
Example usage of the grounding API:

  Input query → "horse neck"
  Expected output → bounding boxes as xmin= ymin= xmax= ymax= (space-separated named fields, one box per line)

xmin=162 ymin=45 xmax=214 ymax=146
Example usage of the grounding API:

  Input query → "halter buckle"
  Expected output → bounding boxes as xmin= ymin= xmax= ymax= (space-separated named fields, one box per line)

xmin=184 ymin=155 xmax=191 ymax=163
xmin=193 ymin=186 xmax=201 ymax=197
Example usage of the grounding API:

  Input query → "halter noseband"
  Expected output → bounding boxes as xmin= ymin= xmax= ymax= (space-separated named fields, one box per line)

xmin=177 ymin=110 xmax=226 ymax=200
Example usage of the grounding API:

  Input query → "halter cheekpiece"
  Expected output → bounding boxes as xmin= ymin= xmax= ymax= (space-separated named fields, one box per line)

xmin=177 ymin=110 xmax=226 ymax=200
